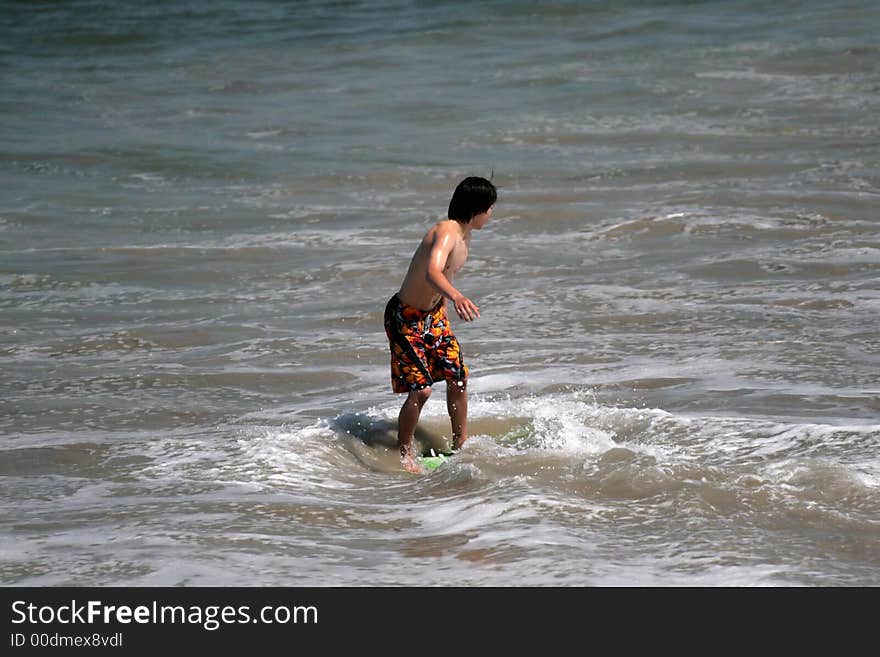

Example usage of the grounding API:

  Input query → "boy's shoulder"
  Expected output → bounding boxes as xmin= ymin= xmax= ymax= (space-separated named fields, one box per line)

xmin=423 ymin=219 xmax=463 ymax=245
xmin=429 ymin=218 xmax=460 ymax=236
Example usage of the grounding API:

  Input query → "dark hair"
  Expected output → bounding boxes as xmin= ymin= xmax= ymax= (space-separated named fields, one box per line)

xmin=447 ymin=176 xmax=497 ymax=223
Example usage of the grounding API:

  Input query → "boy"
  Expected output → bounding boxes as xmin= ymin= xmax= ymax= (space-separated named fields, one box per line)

xmin=383 ymin=176 xmax=497 ymax=474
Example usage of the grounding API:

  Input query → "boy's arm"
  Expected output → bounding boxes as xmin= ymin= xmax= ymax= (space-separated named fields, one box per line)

xmin=425 ymin=228 xmax=480 ymax=322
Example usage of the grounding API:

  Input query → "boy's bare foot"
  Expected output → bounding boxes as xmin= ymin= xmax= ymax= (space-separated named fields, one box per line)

xmin=400 ymin=445 xmax=425 ymax=474
xmin=401 ymin=456 xmax=424 ymax=474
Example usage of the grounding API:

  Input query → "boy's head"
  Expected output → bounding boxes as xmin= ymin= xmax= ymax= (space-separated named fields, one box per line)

xmin=448 ymin=176 xmax=497 ymax=223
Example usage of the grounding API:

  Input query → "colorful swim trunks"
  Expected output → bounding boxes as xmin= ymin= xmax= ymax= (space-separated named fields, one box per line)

xmin=384 ymin=294 xmax=468 ymax=393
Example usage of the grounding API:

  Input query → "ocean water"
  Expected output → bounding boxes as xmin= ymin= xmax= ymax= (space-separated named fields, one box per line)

xmin=1 ymin=0 xmax=878 ymax=586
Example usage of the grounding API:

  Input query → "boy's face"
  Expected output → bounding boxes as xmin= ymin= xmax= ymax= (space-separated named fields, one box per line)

xmin=471 ymin=205 xmax=493 ymax=230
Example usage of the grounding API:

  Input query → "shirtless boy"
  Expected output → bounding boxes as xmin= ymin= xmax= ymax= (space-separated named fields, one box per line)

xmin=383 ymin=176 xmax=497 ymax=473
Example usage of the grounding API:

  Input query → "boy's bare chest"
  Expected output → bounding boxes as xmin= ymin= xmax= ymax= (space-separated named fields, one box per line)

xmin=444 ymin=238 xmax=469 ymax=276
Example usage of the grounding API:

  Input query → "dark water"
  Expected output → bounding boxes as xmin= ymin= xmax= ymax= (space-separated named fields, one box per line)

xmin=1 ymin=0 xmax=878 ymax=586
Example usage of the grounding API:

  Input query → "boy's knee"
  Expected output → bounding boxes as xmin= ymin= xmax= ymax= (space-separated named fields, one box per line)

xmin=448 ymin=379 xmax=466 ymax=394
xmin=410 ymin=387 xmax=432 ymax=405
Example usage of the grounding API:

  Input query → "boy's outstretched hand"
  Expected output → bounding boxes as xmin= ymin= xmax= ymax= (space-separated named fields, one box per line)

xmin=453 ymin=295 xmax=480 ymax=321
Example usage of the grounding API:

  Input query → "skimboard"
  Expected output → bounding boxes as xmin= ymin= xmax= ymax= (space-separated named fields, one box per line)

xmin=417 ymin=449 xmax=454 ymax=471
xmin=330 ymin=412 xmax=457 ymax=473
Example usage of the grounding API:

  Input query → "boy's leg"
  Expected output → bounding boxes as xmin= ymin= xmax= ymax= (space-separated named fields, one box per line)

xmin=446 ymin=380 xmax=468 ymax=450
xmin=398 ymin=387 xmax=432 ymax=473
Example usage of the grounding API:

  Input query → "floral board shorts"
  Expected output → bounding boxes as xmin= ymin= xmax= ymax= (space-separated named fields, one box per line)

xmin=384 ymin=294 xmax=468 ymax=393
